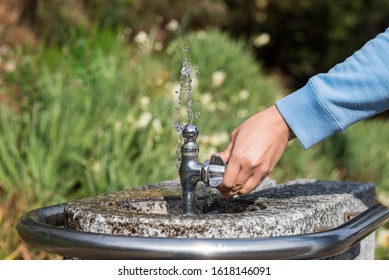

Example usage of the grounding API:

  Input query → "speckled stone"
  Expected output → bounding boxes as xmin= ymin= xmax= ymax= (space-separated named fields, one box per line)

xmin=64 ymin=178 xmax=376 ymax=259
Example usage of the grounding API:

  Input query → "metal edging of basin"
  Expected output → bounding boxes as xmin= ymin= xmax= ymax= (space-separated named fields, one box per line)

xmin=16 ymin=203 xmax=389 ymax=260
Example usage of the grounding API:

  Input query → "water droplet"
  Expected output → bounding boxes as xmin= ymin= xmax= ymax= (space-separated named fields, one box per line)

xmin=175 ymin=106 xmax=179 ymax=110
xmin=183 ymin=47 xmax=189 ymax=52
xmin=173 ymin=56 xmax=204 ymax=168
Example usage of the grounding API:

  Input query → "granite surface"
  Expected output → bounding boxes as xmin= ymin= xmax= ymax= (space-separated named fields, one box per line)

xmin=64 ymin=178 xmax=376 ymax=259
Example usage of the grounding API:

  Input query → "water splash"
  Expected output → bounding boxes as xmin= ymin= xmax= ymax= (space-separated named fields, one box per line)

xmin=173 ymin=54 xmax=198 ymax=172
xmin=173 ymin=52 xmax=214 ymax=205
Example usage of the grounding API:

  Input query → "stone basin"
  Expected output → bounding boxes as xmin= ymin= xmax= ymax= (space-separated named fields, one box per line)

xmin=64 ymin=178 xmax=376 ymax=255
xmin=17 ymin=178 xmax=389 ymax=259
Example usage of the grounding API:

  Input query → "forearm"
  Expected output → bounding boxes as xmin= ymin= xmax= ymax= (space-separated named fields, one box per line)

xmin=276 ymin=27 xmax=389 ymax=149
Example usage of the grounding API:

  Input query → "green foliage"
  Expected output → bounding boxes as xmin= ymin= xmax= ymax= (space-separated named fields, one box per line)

xmin=19 ymin=0 xmax=229 ymax=45
xmin=340 ymin=120 xmax=389 ymax=194
xmin=2 ymin=28 xmax=389 ymax=205
xmin=1 ymin=30 xmax=177 ymax=202
xmin=0 ymin=29 xmax=281 ymax=204
xmin=2 ymin=27 xmax=389 ymax=259
xmin=274 ymin=119 xmax=389 ymax=195
xmin=167 ymin=29 xmax=280 ymax=134
xmin=2 ymin=0 xmax=389 ymax=259
xmin=16 ymin=0 xmax=389 ymax=88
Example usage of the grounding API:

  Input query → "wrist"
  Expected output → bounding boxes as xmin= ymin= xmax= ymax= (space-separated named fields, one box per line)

xmin=273 ymin=105 xmax=296 ymax=141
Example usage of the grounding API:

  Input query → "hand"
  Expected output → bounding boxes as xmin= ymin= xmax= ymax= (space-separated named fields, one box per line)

xmin=218 ymin=105 xmax=295 ymax=198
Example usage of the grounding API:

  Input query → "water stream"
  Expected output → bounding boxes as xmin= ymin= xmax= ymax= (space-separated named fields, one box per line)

xmin=173 ymin=51 xmax=213 ymax=208
xmin=173 ymin=52 xmax=200 ymax=173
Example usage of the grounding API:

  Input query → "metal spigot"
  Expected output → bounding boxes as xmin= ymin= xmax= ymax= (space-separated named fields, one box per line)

xmin=179 ymin=124 xmax=226 ymax=215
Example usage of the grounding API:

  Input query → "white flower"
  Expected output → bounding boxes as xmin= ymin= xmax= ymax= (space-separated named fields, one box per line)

xmin=134 ymin=31 xmax=149 ymax=45
xmin=238 ymin=90 xmax=250 ymax=100
xmin=139 ymin=96 xmax=150 ymax=109
xmin=200 ymin=92 xmax=213 ymax=104
xmin=253 ymin=33 xmax=270 ymax=47
xmin=166 ymin=19 xmax=179 ymax=32
xmin=92 ymin=161 xmax=101 ymax=174
xmin=200 ymin=92 xmax=216 ymax=112
xmin=211 ymin=71 xmax=226 ymax=88
xmin=137 ymin=112 xmax=152 ymax=128
xmin=237 ymin=109 xmax=250 ymax=118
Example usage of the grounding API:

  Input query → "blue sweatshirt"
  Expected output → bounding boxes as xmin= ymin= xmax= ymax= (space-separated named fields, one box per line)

xmin=276 ymin=27 xmax=389 ymax=149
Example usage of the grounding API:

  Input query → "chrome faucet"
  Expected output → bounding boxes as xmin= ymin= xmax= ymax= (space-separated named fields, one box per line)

xmin=179 ymin=124 xmax=226 ymax=215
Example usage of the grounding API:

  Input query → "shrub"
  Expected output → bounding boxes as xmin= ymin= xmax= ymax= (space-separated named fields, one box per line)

xmin=166 ymin=29 xmax=281 ymax=136
xmin=0 ymin=30 xmax=176 ymax=201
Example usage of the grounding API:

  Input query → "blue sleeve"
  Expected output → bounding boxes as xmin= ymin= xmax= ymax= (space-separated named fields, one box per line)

xmin=276 ymin=27 xmax=389 ymax=149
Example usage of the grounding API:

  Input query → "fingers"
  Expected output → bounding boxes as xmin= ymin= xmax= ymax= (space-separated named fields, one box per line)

xmin=239 ymin=170 xmax=265 ymax=195
xmin=218 ymin=158 xmax=240 ymax=192
xmin=231 ymin=164 xmax=252 ymax=192
xmin=219 ymin=169 xmax=265 ymax=198
xmin=217 ymin=129 xmax=239 ymax=194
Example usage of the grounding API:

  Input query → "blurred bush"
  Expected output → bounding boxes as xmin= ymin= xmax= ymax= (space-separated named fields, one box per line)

xmin=166 ymin=30 xmax=279 ymax=133
xmin=0 ymin=28 xmax=280 ymax=203
xmin=16 ymin=0 xmax=228 ymax=45
xmin=2 ymin=1 xmax=389 ymax=260
xmin=0 ymin=29 xmax=175 ymax=202
xmin=5 ymin=0 xmax=389 ymax=87
xmin=3 ymin=25 xmax=389 ymax=202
